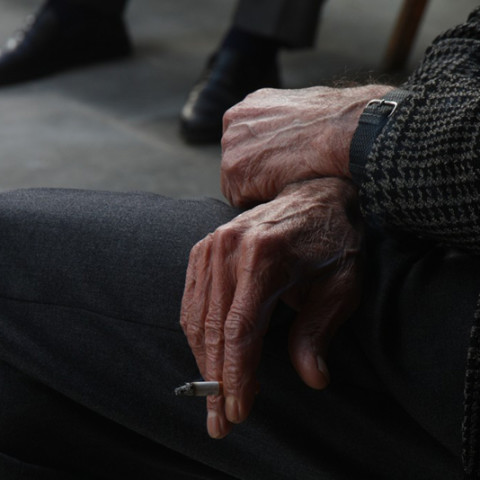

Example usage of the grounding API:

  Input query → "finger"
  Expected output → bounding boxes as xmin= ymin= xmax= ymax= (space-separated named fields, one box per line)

xmin=204 ymin=226 xmax=239 ymax=438
xmin=179 ymin=245 xmax=196 ymax=334
xmin=206 ymin=395 xmax=233 ymax=439
xmin=181 ymin=236 xmax=214 ymax=375
xmin=222 ymin=252 xmax=276 ymax=425
xmin=288 ymin=264 xmax=361 ymax=390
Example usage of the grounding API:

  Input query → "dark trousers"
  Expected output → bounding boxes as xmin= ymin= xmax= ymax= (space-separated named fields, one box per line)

xmin=64 ymin=0 xmax=325 ymax=47
xmin=232 ymin=0 xmax=325 ymax=48
xmin=0 ymin=189 xmax=477 ymax=479
xmin=66 ymin=0 xmax=129 ymax=16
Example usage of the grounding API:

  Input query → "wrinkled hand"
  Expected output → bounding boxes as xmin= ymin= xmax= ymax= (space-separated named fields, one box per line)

xmin=221 ymin=85 xmax=393 ymax=207
xmin=180 ymin=177 xmax=363 ymax=439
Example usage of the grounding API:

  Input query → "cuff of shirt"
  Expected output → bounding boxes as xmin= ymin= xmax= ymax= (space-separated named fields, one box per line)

xmin=349 ymin=88 xmax=412 ymax=187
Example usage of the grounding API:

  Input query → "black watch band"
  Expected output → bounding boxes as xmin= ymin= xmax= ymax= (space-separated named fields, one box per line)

xmin=349 ymin=88 xmax=412 ymax=186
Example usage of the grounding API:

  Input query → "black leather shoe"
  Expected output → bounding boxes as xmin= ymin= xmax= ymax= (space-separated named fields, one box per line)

xmin=0 ymin=3 xmax=131 ymax=86
xmin=180 ymin=48 xmax=281 ymax=144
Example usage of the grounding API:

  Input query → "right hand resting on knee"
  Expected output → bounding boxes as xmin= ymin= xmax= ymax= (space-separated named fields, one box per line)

xmin=180 ymin=177 xmax=363 ymax=439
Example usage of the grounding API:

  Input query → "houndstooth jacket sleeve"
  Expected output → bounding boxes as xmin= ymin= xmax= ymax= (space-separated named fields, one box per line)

xmin=349 ymin=8 xmax=480 ymax=478
xmin=356 ymin=7 xmax=480 ymax=254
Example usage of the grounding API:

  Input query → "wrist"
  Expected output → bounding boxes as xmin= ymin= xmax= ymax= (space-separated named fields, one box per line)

xmin=282 ymin=177 xmax=358 ymax=208
xmin=349 ymin=87 xmax=413 ymax=187
xmin=336 ymin=85 xmax=395 ymax=177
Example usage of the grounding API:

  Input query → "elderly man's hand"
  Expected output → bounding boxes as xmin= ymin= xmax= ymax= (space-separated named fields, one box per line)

xmin=221 ymin=85 xmax=393 ymax=207
xmin=180 ymin=177 xmax=363 ymax=439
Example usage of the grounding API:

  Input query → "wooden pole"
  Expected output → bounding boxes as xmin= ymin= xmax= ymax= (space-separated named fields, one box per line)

xmin=382 ymin=0 xmax=430 ymax=72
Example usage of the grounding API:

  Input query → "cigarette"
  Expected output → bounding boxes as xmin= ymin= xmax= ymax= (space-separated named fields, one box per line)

xmin=174 ymin=381 xmax=223 ymax=397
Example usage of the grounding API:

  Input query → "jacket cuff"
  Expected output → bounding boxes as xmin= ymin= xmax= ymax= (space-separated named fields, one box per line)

xmin=349 ymin=88 xmax=412 ymax=187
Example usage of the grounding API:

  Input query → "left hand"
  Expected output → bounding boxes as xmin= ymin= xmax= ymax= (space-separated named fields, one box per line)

xmin=180 ymin=177 xmax=363 ymax=439
xmin=221 ymin=85 xmax=393 ymax=207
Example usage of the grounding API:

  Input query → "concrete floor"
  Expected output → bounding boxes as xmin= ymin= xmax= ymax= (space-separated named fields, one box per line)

xmin=0 ymin=0 xmax=477 ymax=200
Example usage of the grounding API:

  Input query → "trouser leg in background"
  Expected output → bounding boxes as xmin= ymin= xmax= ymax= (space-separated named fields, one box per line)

xmin=0 ymin=0 xmax=132 ymax=87
xmin=179 ymin=0 xmax=326 ymax=142
xmin=232 ymin=0 xmax=326 ymax=47
xmin=62 ymin=0 xmax=129 ymax=16
xmin=0 ymin=189 xmax=476 ymax=479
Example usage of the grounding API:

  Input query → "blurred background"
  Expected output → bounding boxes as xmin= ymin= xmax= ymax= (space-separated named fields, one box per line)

xmin=0 ymin=0 xmax=477 ymax=200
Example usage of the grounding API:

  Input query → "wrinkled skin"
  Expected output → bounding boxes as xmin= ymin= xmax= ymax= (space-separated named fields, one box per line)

xmin=180 ymin=178 xmax=363 ymax=439
xmin=181 ymin=84 xmax=395 ymax=439
xmin=221 ymin=85 xmax=393 ymax=207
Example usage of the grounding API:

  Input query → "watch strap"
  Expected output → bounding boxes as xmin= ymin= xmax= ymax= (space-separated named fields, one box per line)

xmin=349 ymin=88 xmax=412 ymax=186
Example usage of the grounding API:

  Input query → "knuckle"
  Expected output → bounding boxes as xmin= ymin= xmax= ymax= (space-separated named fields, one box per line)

xmin=186 ymin=322 xmax=205 ymax=350
xmin=179 ymin=314 xmax=188 ymax=333
xmin=191 ymin=236 xmax=206 ymax=251
xmin=248 ymin=87 xmax=276 ymax=102
xmin=223 ymin=362 xmax=245 ymax=392
xmin=213 ymin=223 xmax=242 ymax=248
xmin=220 ymin=151 xmax=236 ymax=171
xmin=245 ymin=88 xmax=267 ymax=100
xmin=213 ymin=223 xmax=232 ymax=236
xmin=221 ymin=128 xmax=245 ymax=154
xmin=223 ymin=104 xmax=241 ymax=127
xmin=207 ymin=395 xmax=224 ymax=410
xmin=224 ymin=309 xmax=255 ymax=344
xmin=187 ymin=245 xmax=198 ymax=264
xmin=204 ymin=323 xmax=224 ymax=349
xmin=221 ymin=128 xmax=233 ymax=150
xmin=189 ymin=237 xmax=207 ymax=259
xmin=241 ymin=228 xmax=277 ymax=256
xmin=223 ymin=105 xmax=236 ymax=122
xmin=221 ymin=134 xmax=230 ymax=154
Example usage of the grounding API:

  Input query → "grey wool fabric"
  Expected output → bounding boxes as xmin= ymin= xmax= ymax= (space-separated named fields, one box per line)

xmin=360 ymin=8 xmax=480 ymax=252
xmin=352 ymin=7 xmax=480 ymax=478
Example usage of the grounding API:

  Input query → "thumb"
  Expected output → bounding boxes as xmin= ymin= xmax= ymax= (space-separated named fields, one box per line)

xmin=288 ymin=269 xmax=360 ymax=390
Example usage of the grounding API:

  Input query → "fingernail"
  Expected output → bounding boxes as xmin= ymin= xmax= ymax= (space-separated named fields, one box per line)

xmin=226 ymin=396 xmax=241 ymax=424
xmin=316 ymin=356 xmax=330 ymax=387
xmin=207 ymin=411 xmax=222 ymax=439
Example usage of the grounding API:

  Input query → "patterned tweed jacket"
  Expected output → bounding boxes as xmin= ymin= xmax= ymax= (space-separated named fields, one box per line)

xmin=351 ymin=7 xmax=480 ymax=478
